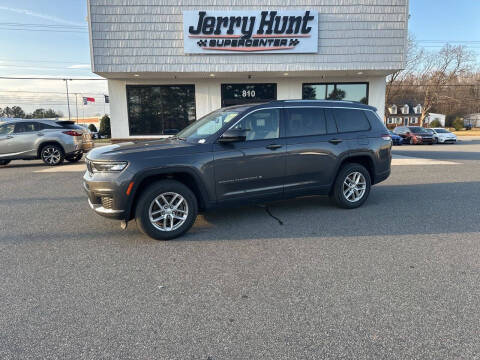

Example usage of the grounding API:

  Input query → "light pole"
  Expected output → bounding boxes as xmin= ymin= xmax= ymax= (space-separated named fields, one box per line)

xmin=74 ymin=93 xmax=79 ymax=123
xmin=64 ymin=79 xmax=72 ymax=121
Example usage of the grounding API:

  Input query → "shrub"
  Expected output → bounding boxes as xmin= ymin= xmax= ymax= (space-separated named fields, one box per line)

xmin=88 ymin=124 xmax=98 ymax=133
xmin=99 ymin=115 xmax=111 ymax=138
xmin=429 ymin=119 xmax=442 ymax=128
xmin=452 ymin=118 xmax=464 ymax=131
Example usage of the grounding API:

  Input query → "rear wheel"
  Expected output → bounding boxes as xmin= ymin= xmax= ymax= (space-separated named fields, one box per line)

xmin=135 ymin=180 xmax=198 ymax=240
xmin=40 ymin=144 xmax=64 ymax=166
xmin=66 ymin=153 xmax=83 ymax=163
xmin=331 ymin=163 xmax=371 ymax=209
xmin=0 ymin=160 xmax=11 ymax=166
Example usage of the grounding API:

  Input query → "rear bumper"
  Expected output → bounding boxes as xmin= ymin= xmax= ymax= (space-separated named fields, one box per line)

xmin=82 ymin=141 xmax=94 ymax=152
xmin=374 ymin=168 xmax=391 ymax=185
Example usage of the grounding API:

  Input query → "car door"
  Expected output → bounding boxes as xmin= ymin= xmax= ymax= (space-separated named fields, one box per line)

xmin=9 ymin=122 xmax=41 ymax=157
xmin=283 ymin=107 xmax=349 ymax=195
xmin=0 ymin=123 xmax=16 ymax=156
xmin=213 ymin=108 xmax=286 ymax=202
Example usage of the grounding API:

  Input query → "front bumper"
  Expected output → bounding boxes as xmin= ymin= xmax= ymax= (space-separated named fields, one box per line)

xmin=83 ymin=172 xmax=129 ymax=220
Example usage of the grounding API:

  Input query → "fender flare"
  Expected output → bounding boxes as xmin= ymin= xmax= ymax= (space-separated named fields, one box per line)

xmin=125 ymin=166 xmax=211 ymax=219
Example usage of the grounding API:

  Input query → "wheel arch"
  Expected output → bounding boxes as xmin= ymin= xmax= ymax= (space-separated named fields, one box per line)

xmin=331 ymin=153 xmax=376 ymax=193
xmin=126 ymin=167 xmax=210 ymax=220
xmin=37 ymin=141 xmax=65 ymax=158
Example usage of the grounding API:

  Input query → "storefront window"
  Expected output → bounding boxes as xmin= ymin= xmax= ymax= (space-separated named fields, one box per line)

xmin=221 ymin=83 xmax=277 ymax=107
xmin=127 ymin=85 xmax=196 ymax=136
xmin=303 ymin=83 xmax=368 ymax=104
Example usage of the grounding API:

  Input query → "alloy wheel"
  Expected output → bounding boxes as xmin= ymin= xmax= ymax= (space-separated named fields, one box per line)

xmin=42 ymin=146 xmax=61 ymax=165
xmin=148 ymin=192 xmax=189 ymax=232
xmin=342 ymin=172 xmax=367 ymax=203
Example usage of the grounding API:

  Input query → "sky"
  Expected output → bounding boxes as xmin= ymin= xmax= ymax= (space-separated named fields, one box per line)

xmin=0 ymin=0 xmax=479 ymax=118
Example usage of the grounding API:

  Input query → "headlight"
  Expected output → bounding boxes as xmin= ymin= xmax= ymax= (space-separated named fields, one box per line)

xmin=91 ymin=161 xmax=128 ymax=172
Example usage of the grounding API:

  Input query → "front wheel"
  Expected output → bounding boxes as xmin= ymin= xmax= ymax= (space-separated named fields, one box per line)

xmin=0 ymin=159 xmax=11 ymax=166
xmin=41 ymin=144 xmax=64 ymax=166
xmin=331 ymin=163 xmax=371 ymax=209
xmin=135 ymin=180 xmax=198 ymax=240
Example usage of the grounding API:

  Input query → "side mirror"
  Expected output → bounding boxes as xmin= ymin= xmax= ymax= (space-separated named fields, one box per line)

xmin=218 ymin=129 xmax=247 ymax=143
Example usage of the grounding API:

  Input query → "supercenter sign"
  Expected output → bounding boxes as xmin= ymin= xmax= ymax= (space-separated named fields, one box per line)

xmin=183 ymin=10 xmax=318 ymax=54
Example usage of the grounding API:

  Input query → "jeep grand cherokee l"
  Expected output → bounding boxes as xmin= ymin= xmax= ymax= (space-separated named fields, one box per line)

xmin=84 ymin=100 xmax=392 ymax=240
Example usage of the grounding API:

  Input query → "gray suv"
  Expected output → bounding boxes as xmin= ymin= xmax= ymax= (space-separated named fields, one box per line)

xmin=84 ymin=100 xmax=392 ymax=240
xmin=0 ymin=119 xmax=93 ymax=166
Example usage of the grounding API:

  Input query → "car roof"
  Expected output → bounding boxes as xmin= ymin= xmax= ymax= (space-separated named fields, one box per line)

xmin=222 ymin=100 xmax=376 ymax=112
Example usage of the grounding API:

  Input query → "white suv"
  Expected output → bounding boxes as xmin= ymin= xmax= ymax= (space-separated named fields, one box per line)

xmin=0 ymin=119 xmax=93 ymax=166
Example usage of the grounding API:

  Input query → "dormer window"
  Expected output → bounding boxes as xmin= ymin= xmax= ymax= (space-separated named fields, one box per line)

xmin=414 ymin=104 xmax=422 ymax=114
xmin=388 ymin=104 xmax=397 ymax=115
xmin=401 ymin=104 xmax=409 ymax=115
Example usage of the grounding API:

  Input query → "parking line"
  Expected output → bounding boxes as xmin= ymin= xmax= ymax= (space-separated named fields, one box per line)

xmin=392 ymin=155 xmax=459 ymax=166
xmin=34 ymin=164 xmax=86 ymax=173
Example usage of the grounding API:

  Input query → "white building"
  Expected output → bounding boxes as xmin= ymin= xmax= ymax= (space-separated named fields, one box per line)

xmin=425 ymin=113 xmax=446 ymax=127
xmin=87 ymin=0 xmax=408 ymax=140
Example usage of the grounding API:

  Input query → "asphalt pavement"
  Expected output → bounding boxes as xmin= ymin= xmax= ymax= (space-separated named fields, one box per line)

xmin=1 ymin=138 xmax=479 ymax=359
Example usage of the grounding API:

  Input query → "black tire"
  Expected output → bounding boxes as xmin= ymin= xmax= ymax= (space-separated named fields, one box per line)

xmin=66 ymin=153 xmax=83 ymax=163
xmin=434 ymin=138 xmax=438 ymax=144
xmin=0 ymin=160 xmax=11 ymax=166
xmin=40 ymin=144 xmax=65 ymax=166
xmin=135 ymin=180 xmax=198 ymax=240
xmin=330 ymin=163 xmax=371 ymax=209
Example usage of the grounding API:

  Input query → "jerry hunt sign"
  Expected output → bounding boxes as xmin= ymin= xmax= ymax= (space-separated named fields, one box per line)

xmin=183 ymin=10 xmax=318 ymax=54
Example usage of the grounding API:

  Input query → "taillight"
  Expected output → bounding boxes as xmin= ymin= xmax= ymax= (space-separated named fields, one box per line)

xmin=63 ymin=130 xmax=83 ymax=136
xmin=381 ymin=134 xmax=391 ymax=141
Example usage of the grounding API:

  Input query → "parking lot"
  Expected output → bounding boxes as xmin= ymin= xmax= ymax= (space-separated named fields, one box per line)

xmin=1 ymin=139 xmax=480 ymax=359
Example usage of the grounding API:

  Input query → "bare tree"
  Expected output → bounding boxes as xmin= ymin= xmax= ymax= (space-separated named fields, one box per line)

xmin=415 ymin=44 xmax=475 ymax=125
xmin=386 ymin=38 xmax=477 ymax=126
xmin=385 ymin=34 xmax=425 ymax=105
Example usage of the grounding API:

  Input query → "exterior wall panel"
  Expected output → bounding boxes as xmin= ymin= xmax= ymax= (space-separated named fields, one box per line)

xmin=88 ymin=0 xmax=408 ymax=74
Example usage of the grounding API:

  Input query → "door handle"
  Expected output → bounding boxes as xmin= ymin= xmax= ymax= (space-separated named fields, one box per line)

xmin=37 ymin=133 xmax=44 ymax=136
xmin=328 ymin=138 xmax=343 ymax=144
xmin=266 ymin=144 xmax=282 ymax=150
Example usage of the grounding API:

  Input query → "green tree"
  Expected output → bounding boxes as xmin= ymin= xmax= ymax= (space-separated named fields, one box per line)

xmin=88 ymin=124 xmax=98 ymax=133
xmin=452 ymin=117 xmax=464 ymax=131
xmin=428 ymin=119 xmax=442 ymax=128
xmin=3 ymin=106 xmax=25 ymax=118
xmin=99 ymin=115 xmax=111 ymax=138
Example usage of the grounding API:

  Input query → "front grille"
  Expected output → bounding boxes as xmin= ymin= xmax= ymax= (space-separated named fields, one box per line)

xmin=101 ymin=196 xmax=113 ymax=209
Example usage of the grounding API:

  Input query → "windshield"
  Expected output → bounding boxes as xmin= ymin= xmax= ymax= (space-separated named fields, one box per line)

xmin=410 ymin=127 xmax=429 ymax=134
xmin=434 ymin=128 xmax=449 ymax=133
xmin=176 ymin=109 xmax=240 ymax=142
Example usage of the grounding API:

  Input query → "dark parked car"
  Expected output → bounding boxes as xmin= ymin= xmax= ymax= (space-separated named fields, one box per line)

xmin=84 ymin=100 xmax=392 ymax=240
xmin=389 ymin=130 xmax=403 ymax=145
xmin=393 ymin=126 xmax=434 ymax=145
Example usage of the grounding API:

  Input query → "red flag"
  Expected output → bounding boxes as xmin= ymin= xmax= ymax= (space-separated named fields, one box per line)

xmin=86 ymin=97 xmax=95 ymax=102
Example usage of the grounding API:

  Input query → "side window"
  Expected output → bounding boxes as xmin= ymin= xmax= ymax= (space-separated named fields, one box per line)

xmin=14 ymin=122 xmax=38 ymax=133
xmin=285 ymin=107 xmax=326 ymax=137
xmin=232 ymin=108 xmax=279 ymax=141
xmin=0 ymin=124 xmax=15 ymax=135
xmin=331 ymin=109 xmax=371 ymax=133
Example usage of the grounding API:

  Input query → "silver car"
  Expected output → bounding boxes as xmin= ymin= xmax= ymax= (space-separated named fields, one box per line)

xmin=0 ymin=119 xmax=93 ymax=166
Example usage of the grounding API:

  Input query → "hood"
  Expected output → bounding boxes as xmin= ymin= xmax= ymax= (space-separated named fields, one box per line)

xmin=87 ymin=138 xmax=205 ymax=161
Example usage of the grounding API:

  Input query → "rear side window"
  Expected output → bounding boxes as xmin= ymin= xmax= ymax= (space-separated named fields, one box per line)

xmin=14 ymin=122 xmax=40 ymax=133
xmin=285 ymin=107 xmax=326 ymax=137
xmin=331 ymin=109 xmax=371 ymax=133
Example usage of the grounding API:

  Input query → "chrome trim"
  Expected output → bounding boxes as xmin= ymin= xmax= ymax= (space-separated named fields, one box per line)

xmin=88 ymin=198 xmax=123 ymax=214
